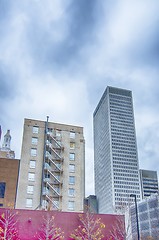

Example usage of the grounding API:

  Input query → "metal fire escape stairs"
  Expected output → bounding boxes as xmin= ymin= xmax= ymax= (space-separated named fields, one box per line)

xmin=41 ymin=120 xmax=64 ymax=210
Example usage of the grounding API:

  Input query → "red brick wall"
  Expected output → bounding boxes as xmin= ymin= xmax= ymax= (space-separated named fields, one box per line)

xmin=0 ymin=208 xmax=125 ymax=239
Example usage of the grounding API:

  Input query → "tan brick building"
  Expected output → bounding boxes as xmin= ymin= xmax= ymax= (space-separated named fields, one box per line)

xmin=0 ymin=158 xmax=19 ymax=208
xmin=0 ymin=130 xmax=20 ymax=208
xmin=16 ymin=118 xmax=85 ymax=212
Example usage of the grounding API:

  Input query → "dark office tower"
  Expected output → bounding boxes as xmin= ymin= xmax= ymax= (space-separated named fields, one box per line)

xmin=140 ymin=169 xmax=158 ymax=199
xmin=93 ymin=86 xmax=141 ymax=214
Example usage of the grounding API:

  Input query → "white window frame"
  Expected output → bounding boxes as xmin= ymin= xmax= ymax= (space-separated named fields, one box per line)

xmin=69 ymin=176 xmax=75 ymax=185
xmin=70 ymin=142 xmax=75 ymax=149
xmin=31 ymin=148 xmax=37 ymax=157
xmin=69 ymin=164 xmax=75 ymax=173
xmin=56 ymin=130 xmax=61 ymax=137
xmin=27 ymin=185 xmax=34 ymax=194
xmin=70 ymin=153 xmax=75 ymax=161
xmin=28 ymin=173 xmax=35 ymax=181
xmin=33 ymin=126 xmax=39 ymax=134
xmin=31 ymin=137 xmax=38 ymax=145
xmin=70 ymin=132 xmax=75 ymax=138
xmin=68 ymin=188 xmax=75 ymax=196
xmin=68 ymin=201 xmax=75 ymax=210
xmin=26 ymin=198 xmax=33 ymax=208
xmin=29 ymin=160 xmax=36 ymax=169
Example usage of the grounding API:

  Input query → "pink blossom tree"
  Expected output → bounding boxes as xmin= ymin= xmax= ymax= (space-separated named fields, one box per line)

xmin=35 ymin=214 xmax=64 ymax=240
xmin=0 ymin=209 xmax=19 ymax=240
xmin=70 ymin=210 xmax=105 ymax=240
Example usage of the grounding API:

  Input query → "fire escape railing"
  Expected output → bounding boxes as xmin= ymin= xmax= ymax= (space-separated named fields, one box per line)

xmin=42 ymin=127 xmax=63 ymax=210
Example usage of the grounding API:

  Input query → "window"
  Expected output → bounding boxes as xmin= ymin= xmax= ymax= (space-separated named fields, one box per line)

xmin=69 ymin=176 xmax=75 ymax=185
xmin=0 ymin=183 xmax=6 ymax=198
xmin=69 ymin=164 xmax=75 ymax=173
xmin=68 ymin=201 xmax=75 ymax=210
xmin=32 ymin=137 xmax=38 ymax=145
xmin=69 ymin=188 xmax=75 ymax=196
xmin=70 ymin=153 xmax=75 ymax=161
xmin=27 ymin=185 xmax=34 ymax=194
xmin=26 ymin=198 xmax=33 ymax=208
xmin=70 ymin=142 xmax=75 ymax=149
xmin=33 ymin=126 xmax=39 ymax=134
xmin=29 ymin=160 xmax=36 ymax=169
xmin=56 ymin=130 xmax=61 ymax=137
xmin=28 ymin=173 xmax=35 ymax=181
xmin=70 ymin=132 xmax=75 ymax=138
xmin=31 ymin=148 xmax=37 ymax=157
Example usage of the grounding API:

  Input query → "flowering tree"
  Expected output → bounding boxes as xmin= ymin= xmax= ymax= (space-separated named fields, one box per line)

xmin=0 ymin=209 xmax=19 ymax=240
xmin=109 ymin=215 xmax=126 ymax=240
xmin=70 ymin=210 xmax=105 ymax=240
xmin=35 ymin=214 xmax=64 ymax=240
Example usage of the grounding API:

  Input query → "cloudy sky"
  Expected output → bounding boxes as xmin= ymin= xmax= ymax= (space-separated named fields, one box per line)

xmin=0 ymin=0 xmax=159 ymax=196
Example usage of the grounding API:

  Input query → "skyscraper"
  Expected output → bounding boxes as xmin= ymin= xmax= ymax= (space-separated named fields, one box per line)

xmin=93 ymin=86 xmax=141 ymax=214
xmin=140 ymin=169 xmax=158 ymax=199
xmin=16 ymin=118 xmax=85 ymax=212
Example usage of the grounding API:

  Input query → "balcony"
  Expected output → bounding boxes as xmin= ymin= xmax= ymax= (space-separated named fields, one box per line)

xmin=42 ymin=187 xmax=50 ymax=196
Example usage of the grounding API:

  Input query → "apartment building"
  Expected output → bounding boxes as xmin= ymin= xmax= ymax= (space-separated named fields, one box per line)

xmin=16 ymin=118 xmax=85 ymax=212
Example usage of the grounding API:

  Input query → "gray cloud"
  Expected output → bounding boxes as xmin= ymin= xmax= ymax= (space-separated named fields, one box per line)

xmin=1 ymin=0 xmax=159 ymax=196
xmin=0 ymin=63 xmax=16 ymax=100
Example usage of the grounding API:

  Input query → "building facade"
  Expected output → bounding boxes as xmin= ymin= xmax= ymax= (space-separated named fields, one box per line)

xmin=140 ymin=169 xmax=158 ymax=199
xmin=84 ymin=195 xmax=98 ymax=213
xmin=130 ymin=193 xmax=159 ymax=240
xmin=93 ymin=86 xmax=141 ymax=214
xmin=16 ymin=118 xmax=85 ymax=212
xmin=0 ymin=130 xmax=19 ymax=208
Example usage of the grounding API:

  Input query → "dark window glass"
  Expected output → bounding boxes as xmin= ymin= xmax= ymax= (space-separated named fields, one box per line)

xmin=0 ymin=182 xmax=6 ymax=198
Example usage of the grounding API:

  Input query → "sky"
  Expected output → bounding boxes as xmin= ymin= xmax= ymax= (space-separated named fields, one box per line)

xmin=0 ymin=0 xmax=159 ymax=196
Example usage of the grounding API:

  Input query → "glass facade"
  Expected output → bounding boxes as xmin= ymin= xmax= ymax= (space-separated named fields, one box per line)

xmin=130 ymin=194 xmax=159 ymax=240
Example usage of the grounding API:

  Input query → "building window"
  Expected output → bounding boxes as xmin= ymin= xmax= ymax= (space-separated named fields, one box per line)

xmin=33 ymin=126 xmax=39 ymax=134
xmin=28 ymin=173 xmax=35 ymax=181
xmin=69 ymin=176 xmax=75 ymax=185
xmin=27 ymin=185 xmax=34 ymax=194
xmin=0 ymin=182 xmax=6 ymax=198
xmin=68 ymin=201 xmax=75 ymax=210
xmin=69 ymin=188 xmax=75 ymax=196
xmin=26 ymin=198 xmax=33 ymax=208
xmin=69 ymin=164 xmax=75 ymax=173
xmin=70 ymin=142 xmax=75 ymax=149
xmin=70 ymin=132 xmax=75 ymax=138
xmin=70 ymin=153 xmax=75 ymax=161
xmin=29 ymin=160 xmax=36 ymax=169
xmin=31 ymin=137 xmax=38 ymax=145
xmin=56 ymin=130 xmax=61 ymax=137
xmin=31 ymin=148 xmax=37 ymax=157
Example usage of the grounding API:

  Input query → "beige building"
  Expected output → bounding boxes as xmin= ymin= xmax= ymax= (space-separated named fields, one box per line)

xmin=16 ymin=118 xmax=85 ymax=212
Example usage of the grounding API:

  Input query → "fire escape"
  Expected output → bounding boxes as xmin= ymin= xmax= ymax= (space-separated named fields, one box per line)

xmin=42 ymin=129 xmax=64 ymax=210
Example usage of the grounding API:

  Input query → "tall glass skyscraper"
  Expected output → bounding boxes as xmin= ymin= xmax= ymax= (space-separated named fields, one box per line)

xmin=93 ymin=86 xmax=141 ymax=214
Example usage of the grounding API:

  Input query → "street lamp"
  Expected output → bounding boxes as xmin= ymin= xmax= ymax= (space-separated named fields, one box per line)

xmin=130 ymin=194 xmax=140 ymax=240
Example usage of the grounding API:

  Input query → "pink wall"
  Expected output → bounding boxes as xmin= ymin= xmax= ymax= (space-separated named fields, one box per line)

xmin=0 ymin=208 xmax=125 ymax=239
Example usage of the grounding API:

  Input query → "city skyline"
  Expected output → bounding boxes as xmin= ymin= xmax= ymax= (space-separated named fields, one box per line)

xmin=0 ymin=1 xmax=159 ymax=197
